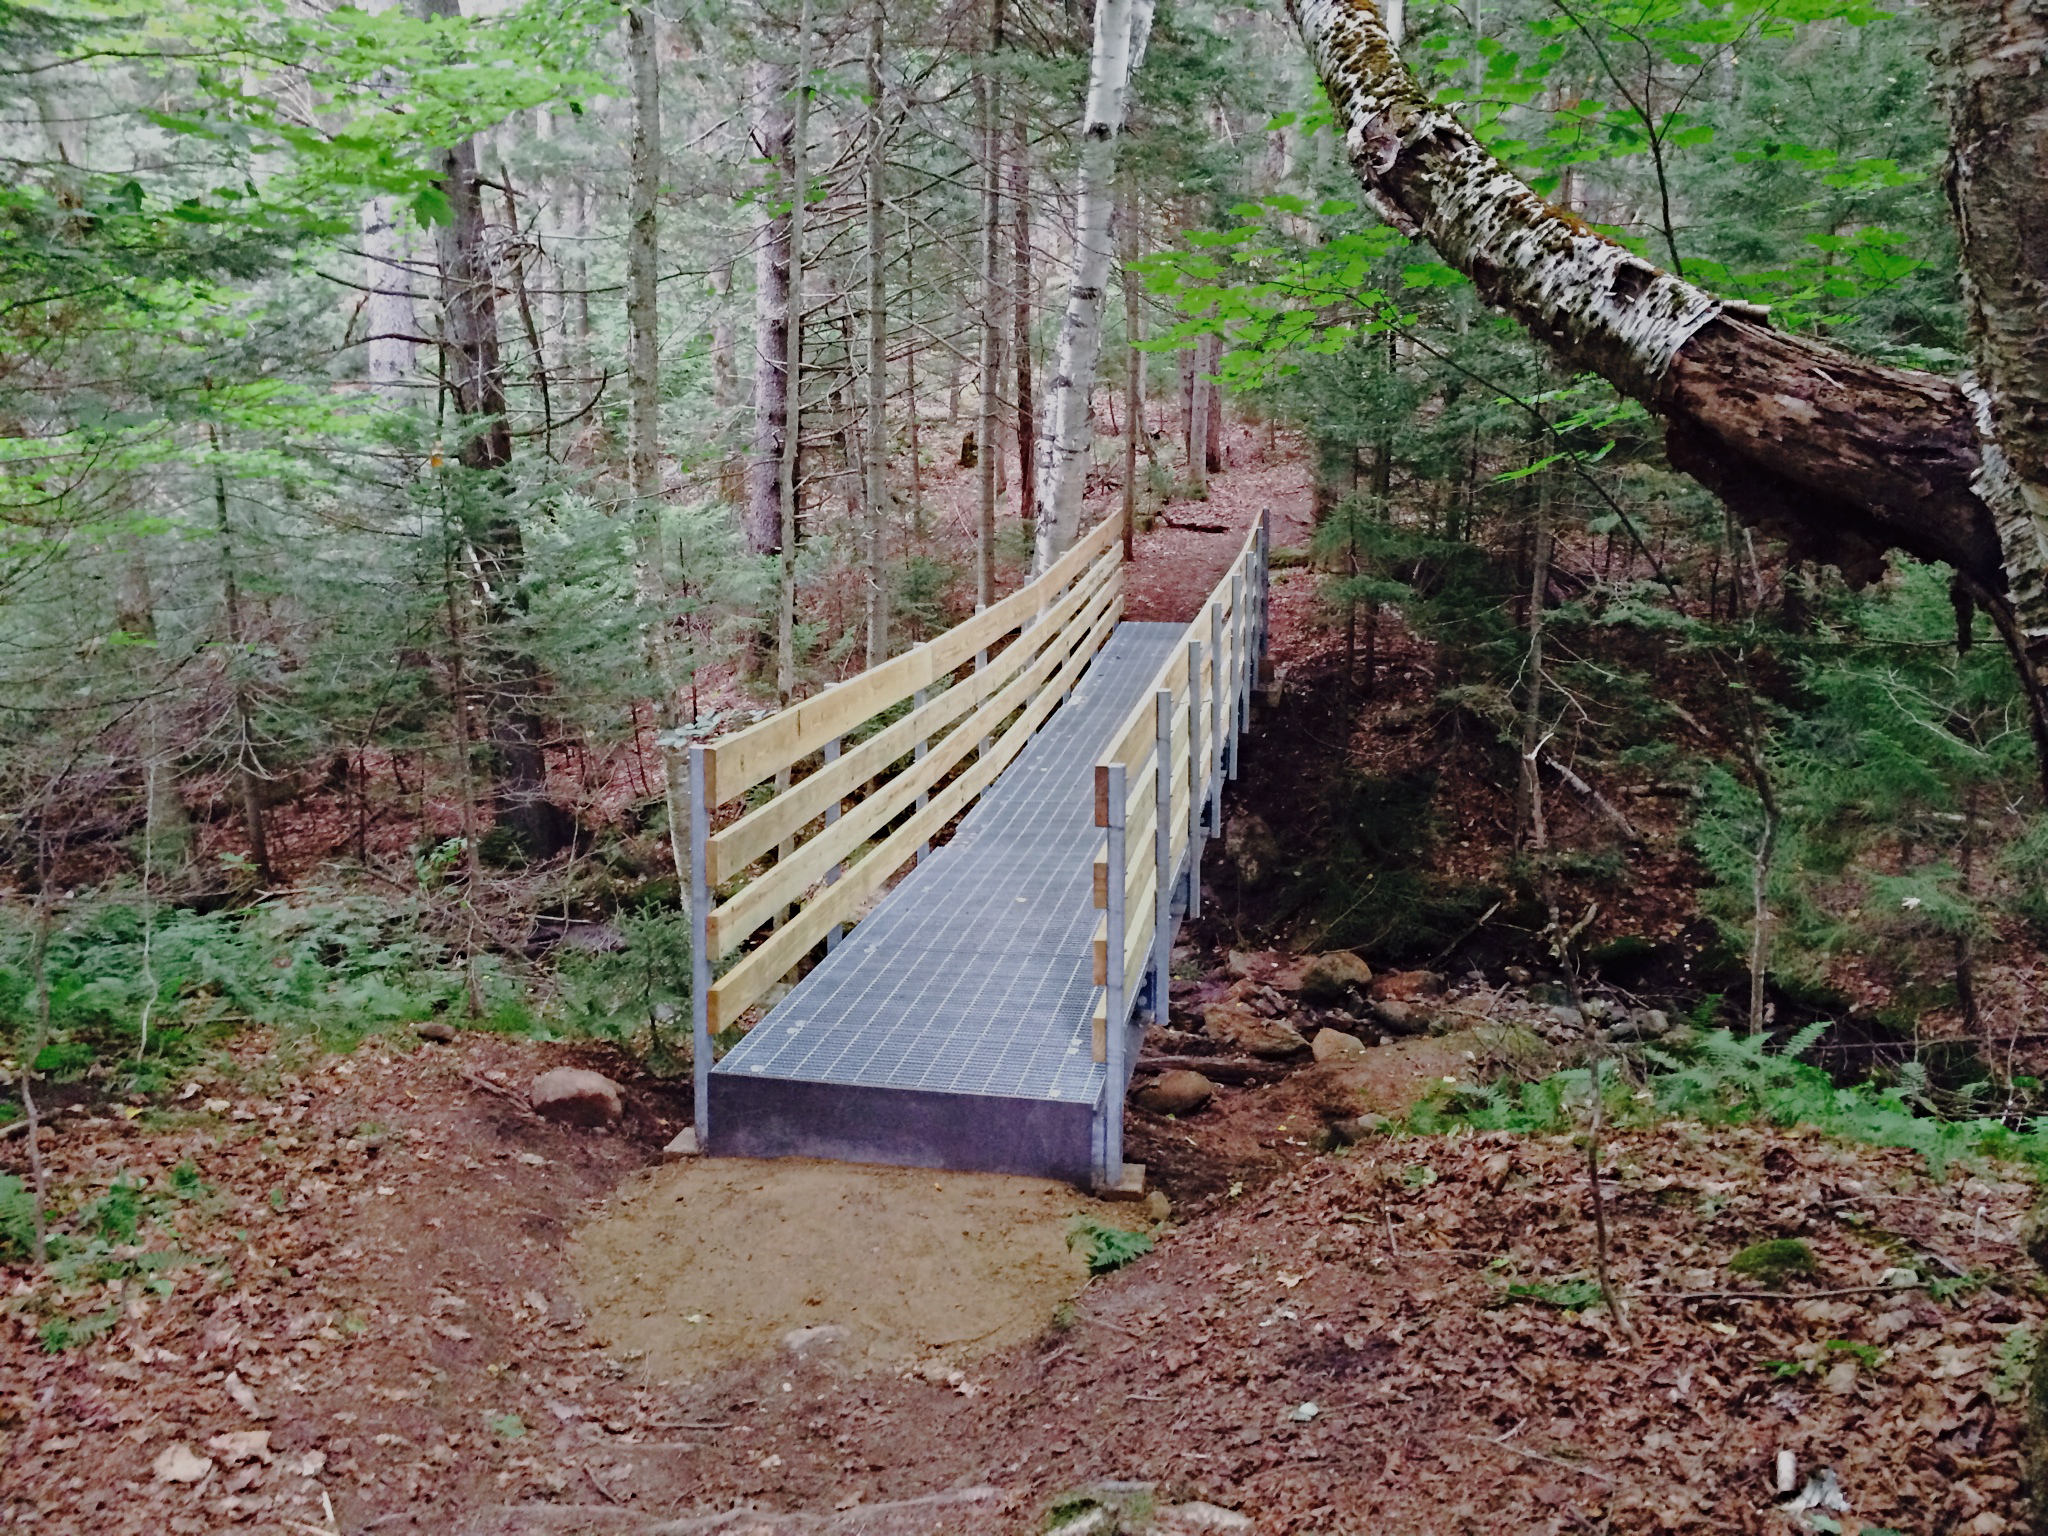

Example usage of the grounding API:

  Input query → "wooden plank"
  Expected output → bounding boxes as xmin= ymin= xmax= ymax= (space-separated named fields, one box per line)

xmin=707 ymin=571 xmax=1121 ymax=958
xmin=1092 ymin=989 xmax=1108 ymax=1063
xmin=707 ymin=551 xmax=1117 ymax=882
xmin=1092 ymin=911 xmax=1110 ymax=986
xmin=707 ymin=591 xmax=1123 ymax=1027
xmin=1093 ymin=844 xmax=1110 ymax=909
xmin=706 ymin=516 xmax=1122 ymax=805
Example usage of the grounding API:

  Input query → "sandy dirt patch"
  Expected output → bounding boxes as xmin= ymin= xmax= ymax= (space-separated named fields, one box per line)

xmin=569 ymin=1157 xmax=1132 ymax=1377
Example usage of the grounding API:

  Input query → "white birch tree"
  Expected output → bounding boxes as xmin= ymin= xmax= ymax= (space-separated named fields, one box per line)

xmin=1029 ymin=0 xmax=1156 ymax=572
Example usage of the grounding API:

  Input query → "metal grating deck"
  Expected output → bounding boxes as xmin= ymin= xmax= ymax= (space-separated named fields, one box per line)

xmin=705 ymin=622 xmax=1187 ymax=1180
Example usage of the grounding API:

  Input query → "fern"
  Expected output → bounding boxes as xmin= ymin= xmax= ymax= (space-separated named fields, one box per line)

xmin=1066 ymin=1217 xmax=1155 ymax=1275
xmin=1424 ymin=1026 xmax=2048 ymax=1176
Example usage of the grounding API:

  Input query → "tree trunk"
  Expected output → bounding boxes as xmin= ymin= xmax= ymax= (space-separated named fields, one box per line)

xmin=428 ymin=135 xmax=510 ymax=466
xmin=1187 ymin=326 xmax=1211 ymax=497
xmin=361 ymin=198 xmax=419 ymax=404
xmin=1929 ymin=1 xmax=2048 ymax=760
xmin=420 ymin=0 xmax=562 ymax=858
xmin=1285 ymin=0 xmax=2048 ymax=787
xmin=209 ymin=432 xmax=271 ymax=885
xmin=776 ymin=3 xmax=813 ymax=705
xmin=1204 ymin=330 xmax=1224 ymax=472
xmin=1121 ymin=192 xmax=1142 ymax=563
xmin=974 ymin=0 xmax=1004 ymax=607
xmin=1513 ymin=484 xmax=1549 ymax=856
xmin=865 ymin=14 xmax=891 ymax=669
xmin=1030 ymin=0 xmax=1157 ymax=571
xmin=626 ymin=6 xmax=662 ymax=517
xmin=1011 ymin=105 xmax=1037 ymax=544
xmin=748 ymin=59 xmax=794 ymax=557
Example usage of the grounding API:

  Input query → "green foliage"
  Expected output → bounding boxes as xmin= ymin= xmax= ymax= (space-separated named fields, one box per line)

xmin=0 ymin=894 xmax=485 ymax=1077
xmin=1728 ymin=1238 xmax=1818 ymax=1286
xmin=1501 ymin=1276 xmax=1603 ymax=1310
xmin=0 ymin=1173 xmax=39 ymax=1262
xmin=552 ymin=908 xmax=693 ymax=1066
xmin=1065 ymin=1217 xmax=1155 ymax=1276
xmin=1413 ymin=1024 xmax=2048 ymax=1177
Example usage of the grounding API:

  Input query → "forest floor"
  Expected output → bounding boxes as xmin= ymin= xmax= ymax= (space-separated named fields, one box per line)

xmin=4 ymin=440 xmax=2044 ymax=1536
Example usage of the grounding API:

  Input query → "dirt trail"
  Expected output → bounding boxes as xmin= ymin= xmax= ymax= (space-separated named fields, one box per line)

xmin=571 ymin=1159 xmax=1118 ymax=1377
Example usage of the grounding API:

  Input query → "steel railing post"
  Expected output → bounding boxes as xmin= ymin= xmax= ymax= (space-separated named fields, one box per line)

xmin=823 ymin=736 xmax=844 ymax=950
xmin=688 ymin=744 xmax=712 ymax=1142
xmin=1102 ymin=763 xmax=1128 ymax=1189
xmin=1227 ymin=571 xmax=1245 ymax=781
xmin=1208 ymin=600 xmax=1225 ymax=834
xmin=1186 ymin=639 xmax=1204 ymax=921
xmin=1153 ymin=688 xmax=1173 ymax=1027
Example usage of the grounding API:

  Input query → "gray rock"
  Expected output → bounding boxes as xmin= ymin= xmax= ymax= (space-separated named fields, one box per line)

xmin=1369 ymin=999 xmax=1428 ymax=1037
xmin=1328 ymin=1113 xmax=1392 ymax=1145
xmin=1134 ymin=1070 xmax=1215 ymax=1115
xmin=1297 ymin=949 xmax=1373 ymax=1003
xmin=1310 ymin=1028 xmax=1367 ymax=1061
xmin=528 ymin=1067 xmax=623 ymax=1127
xmin=782 ymin=1324 xmax=849 ymax=1353
xmin=1202 ymin=1001 xmax=1308 ymax=1057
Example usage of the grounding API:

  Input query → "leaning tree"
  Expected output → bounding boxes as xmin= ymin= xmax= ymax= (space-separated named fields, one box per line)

xmin=1286 ymin=0 xmax=2048 ymax=789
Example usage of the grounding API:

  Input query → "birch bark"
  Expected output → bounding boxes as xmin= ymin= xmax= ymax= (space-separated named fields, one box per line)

xmin=1930 ymin=0 xmax=2048 ymax=730
xmin=1286 ymin=0 xmax=2048 ymax=783
xmin=747 ymin=59 xmax=794 ymax=557
xmin=1030 ymin=0 xmax=1157 ymax=571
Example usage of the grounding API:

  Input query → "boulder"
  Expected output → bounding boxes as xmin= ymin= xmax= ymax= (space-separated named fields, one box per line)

xmin=1297 ymin=950 xmax=1373 ymax=1003
xmin=1222 ymin=813 xmax=1282 ymax=889
xmin=1201 ymin=1001 xmax=1308 ymax=1058
xmin=1369 ymin=999 xmax=1429 ymax=1037
xmin=528 ymin=1068 xmax=623 ymax=1127
xmin=1369 ymin=969 xmax=1443 ymax=1003
xmin=1311 ymin=1028 xmax=1367 ymax=1061
xmin=1328 ymin=1113 xmax=1392 ymax=1146
xmin=1134 ymin=1070 xmax=1216 ymax=1116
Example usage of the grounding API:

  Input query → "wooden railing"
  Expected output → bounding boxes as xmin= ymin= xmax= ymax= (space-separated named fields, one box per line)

xmin=686 ymin=512 xmax=1127 ymax=1129
xmin=1086 ymin=512 xmax=1268 ymax=1183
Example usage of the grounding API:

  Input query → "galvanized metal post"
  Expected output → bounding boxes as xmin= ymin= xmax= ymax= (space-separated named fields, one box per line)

xmin=1227 ymin=571 xmax=1245 ymax=781
xmin=688 ymin=744 xmax=712 ymax=1141
xmin=1208 ymin=600 xmax=1225 ymax=835
xmin=1186 ymin=639 xmax=1204 ymax=921
xmin=1102 ymin=763 xmax=1128 ymax=1189
xmin=823 ymin=736 xmax=844 ymax=950
xmin=1153 ymin=688 xmax=1172 ymax=1027
xmin=913 ymin=686 xmax=931 ymax=864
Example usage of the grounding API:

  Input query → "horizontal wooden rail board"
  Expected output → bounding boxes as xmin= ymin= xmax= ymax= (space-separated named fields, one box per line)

xmin=705 ymin=592 xmax=1124 ymax=1029
xmin=707 ymin=569 xmax=1121 ymax=962
xmin=704 ymin=515 xmax=1121 ymax=808
xmin=706 ymin=551 xmax=1119 ymax=888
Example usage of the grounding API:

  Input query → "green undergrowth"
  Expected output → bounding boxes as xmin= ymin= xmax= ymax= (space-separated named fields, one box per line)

xmin=1408 ymin=1023 xmax=2048 ymax=1175
xmin=1066 ymin=1216 xmax=1156 ymax=1275
xmin=0 ymin=890 xmax=694 ymax=1098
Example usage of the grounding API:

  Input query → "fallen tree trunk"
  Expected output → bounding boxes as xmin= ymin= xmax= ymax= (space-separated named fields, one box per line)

xmin=1283 ymin=0 xmax=2048 ymax=786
